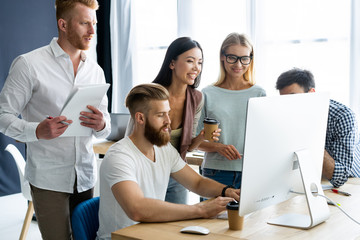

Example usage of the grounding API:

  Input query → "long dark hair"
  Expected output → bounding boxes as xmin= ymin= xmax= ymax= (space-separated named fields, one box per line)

xmin=153 ymin=37 xmax=203 ymax=88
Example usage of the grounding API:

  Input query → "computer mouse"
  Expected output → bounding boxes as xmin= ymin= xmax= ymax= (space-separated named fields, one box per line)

xmin=180 ymin=225 xmax=210 ymax=235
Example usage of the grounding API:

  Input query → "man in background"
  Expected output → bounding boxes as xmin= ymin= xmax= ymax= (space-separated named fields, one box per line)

xmin=0 ymin=0 xmax=110 ymax=239
xmin=97 ymin=83 xmax=239 ymax=239
xmin=276 ymin=68 xmax=360 ymax=187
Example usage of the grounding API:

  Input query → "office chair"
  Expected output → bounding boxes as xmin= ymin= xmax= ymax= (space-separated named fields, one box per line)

xmin=5 ymin=144 xmax=33 ymax=240
xmin=71 ymin=196 xmax=100 ymax=240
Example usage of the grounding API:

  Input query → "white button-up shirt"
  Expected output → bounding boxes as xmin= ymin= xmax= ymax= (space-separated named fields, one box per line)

xmin=0 ymin=38 xmax=111 ymax=193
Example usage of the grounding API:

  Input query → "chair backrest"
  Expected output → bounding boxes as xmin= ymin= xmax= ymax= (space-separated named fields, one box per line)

xmin=5 ymin=144 xmax=32 ymax=201
xmin=71 ymin=197 xmax=100 ymax=240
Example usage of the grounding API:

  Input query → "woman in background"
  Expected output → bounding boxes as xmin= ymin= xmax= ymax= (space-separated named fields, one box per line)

xmin=126 ymin=37 xmax=219 ymax=204
xmin=197 ymin=33 xmax=266 ymax=190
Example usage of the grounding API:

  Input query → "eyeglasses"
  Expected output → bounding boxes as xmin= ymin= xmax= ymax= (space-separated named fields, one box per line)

xmin=224 ymin=54 xmax=252 ymax=65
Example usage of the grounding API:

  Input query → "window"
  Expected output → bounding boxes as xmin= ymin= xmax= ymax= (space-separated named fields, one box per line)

xmin=134 ymin=0 xmax=177 ymax=85
xmin=134 ymin=0 xmax=248 ymax=89
xmin=254 ymin=0 xmax=351 ymax=104
xmin=133 ymin=0 xmax=352 ymax=106
xmin=192 ymin=0 xmax=248 ymax=89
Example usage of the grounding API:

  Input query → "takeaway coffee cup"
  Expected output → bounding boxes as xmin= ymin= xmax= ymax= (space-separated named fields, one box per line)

xmin=203 ymin=118 xmax=219 ymax=142
xmin=226 ymin=201 xmax=244 ymax=230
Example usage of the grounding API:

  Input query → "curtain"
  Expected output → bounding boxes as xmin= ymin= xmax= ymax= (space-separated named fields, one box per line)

xmin=110 ymin=0 xmax=136 ymax=113
xmin=96 ymin=0 xmax=113 ymax=113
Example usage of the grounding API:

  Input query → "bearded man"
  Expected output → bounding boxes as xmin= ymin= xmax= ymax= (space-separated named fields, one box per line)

xmin=96 ymin=83 xmax=240 ymax=240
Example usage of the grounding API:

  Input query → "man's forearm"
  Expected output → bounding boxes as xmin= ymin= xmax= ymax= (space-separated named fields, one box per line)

xmin=193 ymin=176 xmax=224 ymax=198
xmin=323 ymin=150 xmax=335 ymax=180
xmin=113 ymin=181 xmax=205 ymax=223
xmin=0 ymin=114 xmax=38 ymax=142
xmin=193 ymin=177 xmax=240 ymax=202
xmin=126 ymin=198 xmax=203 ymax=223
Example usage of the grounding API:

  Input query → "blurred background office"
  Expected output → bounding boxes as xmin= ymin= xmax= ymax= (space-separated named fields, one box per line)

xmin=0 ymin=0 xmax=359 ymax=196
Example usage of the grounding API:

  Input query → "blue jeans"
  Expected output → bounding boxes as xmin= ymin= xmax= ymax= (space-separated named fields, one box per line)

xmin=165 ymin=176 xmax=188 ymax=204
xmin=202 ymin=168 xmax=242 ymax=189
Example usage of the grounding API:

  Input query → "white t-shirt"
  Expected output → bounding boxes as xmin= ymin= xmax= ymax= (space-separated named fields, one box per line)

xmin=96 ymin=137 xmax=186 ymax=240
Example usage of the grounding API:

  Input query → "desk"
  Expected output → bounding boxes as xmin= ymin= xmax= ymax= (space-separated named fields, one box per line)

xmin=112 ymin=178 xmax=360 ymax=240
xmin=93 ymin=140 xmax=114 ymax=155
xmin=93 ymin=140 xmax=204 ymax=166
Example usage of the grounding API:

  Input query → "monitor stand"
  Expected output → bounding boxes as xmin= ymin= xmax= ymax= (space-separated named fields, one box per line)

xmin=267 ymin=149 xmax=330 ymax=229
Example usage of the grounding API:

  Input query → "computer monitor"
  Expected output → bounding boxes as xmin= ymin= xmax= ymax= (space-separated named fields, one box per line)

xmin=106 ymin=113 xmax=130 ymax=141
xmin=239 ymin=92 xmax=330 ymax=229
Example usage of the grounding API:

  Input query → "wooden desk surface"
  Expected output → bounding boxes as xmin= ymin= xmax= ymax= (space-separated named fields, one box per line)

xmin=93 ymin=140 xmax=204 ymax=166
xmin=93 ymin=140 xmax=115 ymax=155
xmin=112 ymin=178 xmax=360 ymax=240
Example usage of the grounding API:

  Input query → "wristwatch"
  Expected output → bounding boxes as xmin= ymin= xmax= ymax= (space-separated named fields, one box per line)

xmin=221 ymin=185 xmax=233 ymax=197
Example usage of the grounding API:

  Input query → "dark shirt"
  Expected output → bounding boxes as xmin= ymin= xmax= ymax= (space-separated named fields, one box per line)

xmin=326 ymin=99 xmax=360 ymax=187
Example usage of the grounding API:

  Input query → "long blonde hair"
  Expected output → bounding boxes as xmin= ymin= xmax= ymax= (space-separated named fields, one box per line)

xmin=214 ymin=33 xmax=255 ymax=86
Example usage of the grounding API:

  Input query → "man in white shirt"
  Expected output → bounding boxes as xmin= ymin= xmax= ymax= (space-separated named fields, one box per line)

xmin=0 ymin=1 xmax=110 ymax=239
xmin=97 ymin=83 xmax=239 ymax=240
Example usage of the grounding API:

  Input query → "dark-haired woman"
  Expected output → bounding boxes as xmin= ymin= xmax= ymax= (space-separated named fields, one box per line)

xmin=126 ymin=37 xmax=219 ymax=204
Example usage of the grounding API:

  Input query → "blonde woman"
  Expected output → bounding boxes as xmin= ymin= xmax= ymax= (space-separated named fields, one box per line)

xmin=197 ymin=33 xmax=266 ymax=189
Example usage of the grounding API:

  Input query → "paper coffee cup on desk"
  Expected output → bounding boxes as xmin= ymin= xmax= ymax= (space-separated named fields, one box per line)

xmin=203 ymin=118 xmax=219 ymax=142
xmin=226 ymin=201 xmax=244 ymax=230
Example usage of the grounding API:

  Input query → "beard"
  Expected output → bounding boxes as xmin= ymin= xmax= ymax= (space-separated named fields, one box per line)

xmin=67 ymin=24 xmax=91 ymax=50
xmin=144 ymin=119 xmax=171 ymax=147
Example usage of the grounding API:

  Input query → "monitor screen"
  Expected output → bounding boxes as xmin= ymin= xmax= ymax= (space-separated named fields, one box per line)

xmin=106 ymin=113 xmax=130 ymax=141
xmin=239 ymin=92 xmax=330 ymax=228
